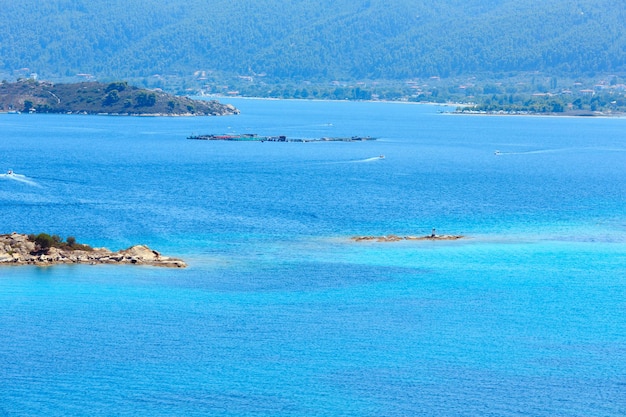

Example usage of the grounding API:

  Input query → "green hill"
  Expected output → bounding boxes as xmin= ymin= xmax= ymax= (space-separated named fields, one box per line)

xmin=1 ymin=0 xmax=625 ymax=86
xmin=0 ymin=80 xmax=238 ymax=115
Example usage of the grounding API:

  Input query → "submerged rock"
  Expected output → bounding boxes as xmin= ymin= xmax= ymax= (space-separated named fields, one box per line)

xmin=0 ymin=233 xmax=186 ymax=268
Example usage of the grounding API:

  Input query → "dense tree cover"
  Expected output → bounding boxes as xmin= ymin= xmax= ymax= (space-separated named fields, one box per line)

xmin=1 ymin=0 xmax=625 ymax=84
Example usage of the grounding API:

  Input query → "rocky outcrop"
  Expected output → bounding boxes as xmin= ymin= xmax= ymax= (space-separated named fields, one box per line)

xmin=0 ymin=233 xmax=186 ymax=267
xmin=351 ymin=234 xmax=464 ymax=242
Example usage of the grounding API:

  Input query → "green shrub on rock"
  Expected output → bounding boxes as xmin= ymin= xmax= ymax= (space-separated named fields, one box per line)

xmin=34 ymin=233 xmax=54 ymax=253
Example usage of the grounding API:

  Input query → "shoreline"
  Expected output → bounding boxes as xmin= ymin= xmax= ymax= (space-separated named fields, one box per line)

xmin=449 ymin=109 xmax=626 ymax=118
xmin=0 ymin=233 xmax=186 ymax=267
xmin=0 ymin=111 xmax=238 ymax=117
xmin=201 ymin=96 xmax=625 ymax=117
xmin=200 ymin=95 xmax=461 ymax=107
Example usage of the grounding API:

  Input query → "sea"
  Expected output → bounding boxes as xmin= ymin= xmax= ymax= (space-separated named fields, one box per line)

xmin=1 ymin=99 xmax=625 ymax=416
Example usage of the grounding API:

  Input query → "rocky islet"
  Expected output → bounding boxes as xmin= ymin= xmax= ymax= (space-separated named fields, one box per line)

xmin=0 ymin=233 xmax=186 ymax=267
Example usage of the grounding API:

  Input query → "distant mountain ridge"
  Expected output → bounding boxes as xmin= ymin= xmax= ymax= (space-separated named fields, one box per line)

xmin=1 ymin=0 xmax=625 ymax=83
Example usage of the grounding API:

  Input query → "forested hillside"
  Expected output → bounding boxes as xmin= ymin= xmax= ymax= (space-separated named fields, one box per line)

xmin=1 ymin=0 xmax=625 ymax=85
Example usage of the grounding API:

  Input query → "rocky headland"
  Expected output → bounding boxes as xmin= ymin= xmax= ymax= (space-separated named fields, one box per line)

xmin=0 ymin=233 xmax=186 ymax=268
xmin=0 ymin=80 xmax=239 ymax=116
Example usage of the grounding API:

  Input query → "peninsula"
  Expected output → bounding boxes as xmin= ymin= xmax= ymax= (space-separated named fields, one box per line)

xmin=0 ymin=80 xmax=238 ymax=116
xmin=0 ymin=233 xmax=186 ymax=267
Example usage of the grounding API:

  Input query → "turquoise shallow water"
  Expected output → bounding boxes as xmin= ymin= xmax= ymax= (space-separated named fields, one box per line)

xmin=1 ymin=100 xmax=625 ymax=416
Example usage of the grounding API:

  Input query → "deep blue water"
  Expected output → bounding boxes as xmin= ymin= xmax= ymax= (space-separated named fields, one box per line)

xmin=1 ymin=99 xmax=625 ymax=416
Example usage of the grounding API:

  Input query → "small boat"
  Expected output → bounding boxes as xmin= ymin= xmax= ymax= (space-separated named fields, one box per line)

xmin=494 ymin=150 xmax=501 ymax=156
xmin=379 ymin=155 xmax=385 ymax=159
xmin=6 ymin=169 xmax=14 ymax=175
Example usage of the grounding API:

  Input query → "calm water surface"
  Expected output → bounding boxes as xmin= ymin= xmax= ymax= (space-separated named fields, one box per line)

xmin=1 ymin=99 xmax=625 ymax=416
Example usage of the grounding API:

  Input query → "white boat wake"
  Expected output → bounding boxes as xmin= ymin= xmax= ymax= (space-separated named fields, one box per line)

xmin=496 ymin=149 xmax=562 ymax=155
xmin=0 ymin=172 xmax=41 ymax=187
xmin=315 ymin=155 xmax=386 ymax=165
xmin=493 ymin=147 xmax=615 ymax=156
xmin=352 ymin=155 xmax=386 ymax=163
